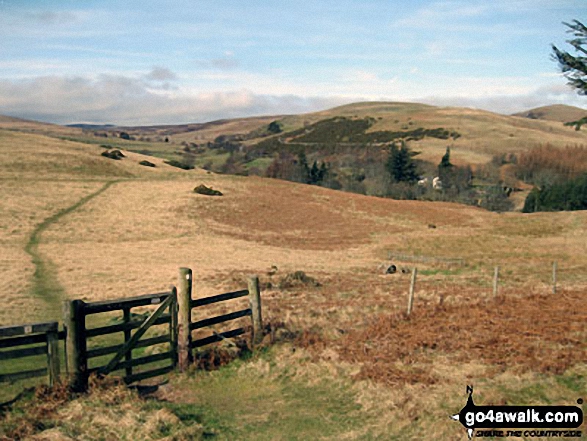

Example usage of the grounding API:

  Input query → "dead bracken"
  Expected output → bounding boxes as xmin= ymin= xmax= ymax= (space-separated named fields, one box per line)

xmin=278 ymin=271 xmax=321 ymax=289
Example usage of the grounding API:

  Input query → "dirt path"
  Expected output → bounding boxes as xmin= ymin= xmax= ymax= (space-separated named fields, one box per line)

xmin=24 ymin=180 xmax=120 ymax=319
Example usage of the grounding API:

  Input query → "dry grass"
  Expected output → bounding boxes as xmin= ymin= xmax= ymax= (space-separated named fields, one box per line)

xmin=1 ymin=123 xmax=587 ymax=439
xmin=513 ymin=104 xmax=587 ymax=123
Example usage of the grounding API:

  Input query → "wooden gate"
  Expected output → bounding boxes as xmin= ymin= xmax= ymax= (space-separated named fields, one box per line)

xmin=2 ymin=267 xmax=263 ymax=394
xmin=64 ymin=289 xmax=178 ymax=391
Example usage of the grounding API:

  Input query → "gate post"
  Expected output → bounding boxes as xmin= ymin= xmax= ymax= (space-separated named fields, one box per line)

xmin=63 ymin=299 xmax=87 ymax=392
xmin=177 ymin=268 xmax=193 ymax=372
xmin=248 ymin=276 xmax=263 ymax=346
xmin=46 ymin=323 xmax=60 ymax=387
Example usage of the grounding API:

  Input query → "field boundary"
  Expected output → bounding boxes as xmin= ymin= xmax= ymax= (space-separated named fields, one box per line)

xmin=0 ymin=268 xmax=263 ymax=393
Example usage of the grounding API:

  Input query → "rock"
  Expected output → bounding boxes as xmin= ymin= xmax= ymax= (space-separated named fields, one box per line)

xmin=385 ymin=264 xmax=397 ymax=274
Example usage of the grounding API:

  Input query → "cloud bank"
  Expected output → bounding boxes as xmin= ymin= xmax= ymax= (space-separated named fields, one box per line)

xmin=0 ymin=71 xmax=584 ymax=125
xmin=0 ymin=74 xmax=350 ymax=125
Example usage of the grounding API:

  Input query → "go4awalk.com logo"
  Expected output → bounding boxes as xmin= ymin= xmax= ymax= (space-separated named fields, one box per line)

xmin=451 ymin=386 xmax=584 ymax=439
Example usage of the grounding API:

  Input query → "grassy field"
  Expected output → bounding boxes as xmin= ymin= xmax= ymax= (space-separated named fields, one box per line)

xmin=0 ymin=114 xmax=586 ymax=439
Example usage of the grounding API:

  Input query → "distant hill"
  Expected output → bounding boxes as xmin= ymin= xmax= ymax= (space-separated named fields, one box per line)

xmin=4 ymin=101 xmax=587 ymax=169
xmin=0 ymin=114 xmax=83 ymax=137
xmin=512 ymin=104 xmax=587 ymax=123
xmin=67 ymin=123 xmax=116 ymax=130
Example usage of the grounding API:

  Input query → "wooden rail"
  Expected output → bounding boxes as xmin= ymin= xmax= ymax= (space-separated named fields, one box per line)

xmin=1 ymin=267 xmax=263 ymax=393
xmin=0 ymin=321 xmax=60 ymax=387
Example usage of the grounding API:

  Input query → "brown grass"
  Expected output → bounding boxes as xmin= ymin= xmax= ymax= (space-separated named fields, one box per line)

xmin=2 ymin=123 xmax=587 ymax=438
xmin=328 ymin=289 xmax=587 ymax=384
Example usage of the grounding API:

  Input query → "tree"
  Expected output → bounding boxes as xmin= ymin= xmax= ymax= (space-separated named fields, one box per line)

xmin=439 ymin=146 xmax=453 ymax=169
xmin=552 ymin=20 xmax=587 ymax=129
xmin=438 ymin=146 xmax=454 ymax=185
xmin=267 ymin=120 xmax=283 ymax=134
xmin=386 ymin=141 xmax=418 ymax=183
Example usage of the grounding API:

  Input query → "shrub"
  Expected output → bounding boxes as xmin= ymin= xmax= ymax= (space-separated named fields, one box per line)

xmin=194 ymin=184 xmax=223 ymax=196
xmin=101 ymin=150 xmax=125 ymax=160
xmin=164 ymin=159 xmax=194 ymax=170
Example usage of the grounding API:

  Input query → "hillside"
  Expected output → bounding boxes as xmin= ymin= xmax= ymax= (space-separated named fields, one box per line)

xmin=1 ymin=122 xmax=587 ymax=438
xmin=513 ymin=104 xmax=587 ymax=123
xmin=168 ymin=101 xmax=587 ymax=162
xmin=5 ymin=101 xmax=587 ymax=214
xmin=46 ymin=101 xmax=587 ymax=166
xmin=0 ymin=114 xmax=83 ymax=137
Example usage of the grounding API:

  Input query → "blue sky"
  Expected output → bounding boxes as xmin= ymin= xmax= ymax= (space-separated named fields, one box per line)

xmin=0 ymin=0 xmax=586 ymax=125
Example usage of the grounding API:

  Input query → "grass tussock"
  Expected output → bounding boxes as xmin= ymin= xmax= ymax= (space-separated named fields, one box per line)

xmin=0 ymin=376 xmax=206 ymax=441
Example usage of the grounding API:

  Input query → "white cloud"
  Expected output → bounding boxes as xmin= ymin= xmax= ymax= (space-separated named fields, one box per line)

xmin=0 ymin=74 xmax=351 ymax=125
xmin=422 ymin=83 xmax=586 ymax=114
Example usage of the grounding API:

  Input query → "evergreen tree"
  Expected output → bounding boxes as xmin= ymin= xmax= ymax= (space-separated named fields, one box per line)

xmin=309 ymin=161 xmax=321 ymax=184
xmin=522 ymin=172 xmax=587 ymax=212
xmin=438 ymin=146 xmax=454 ymax=186
xmin=386 ymin=141 xmax=418 ymax=183
xmin=268 ymin=120 xmax=283 ymax=134
xmin=552 ymin=20 xmax=587 ymax=129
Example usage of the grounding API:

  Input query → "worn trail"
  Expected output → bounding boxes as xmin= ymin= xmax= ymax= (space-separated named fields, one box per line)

xmin=24 ymin=180 xmax=120 ymax=320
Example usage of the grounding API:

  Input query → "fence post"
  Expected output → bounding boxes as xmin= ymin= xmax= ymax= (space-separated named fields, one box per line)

xmin=552 ymin=261 xmax=557 ymax=295
xmin=407 ymin=267 xmax=417 ymax=316
xmin=63 ymin=299 xmax=87 ymax=392
xmin=248 ymin=276 xmax=263 ymax=346
xmin=493 ymin=266 xmax=500 ymax=298
xmin=46 ymin=323 xmax=60 ymax=387
xmin=177 ymin=268 xmax=193 ymax=372
xmin=170 ymin=286 xmax=179 ymax=369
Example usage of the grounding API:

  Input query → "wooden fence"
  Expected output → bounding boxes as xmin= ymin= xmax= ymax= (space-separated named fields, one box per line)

xmin=0 ymin=268 xmax=262 ymax=393
xmin=0 ymin=322 xmax=61 ymax=387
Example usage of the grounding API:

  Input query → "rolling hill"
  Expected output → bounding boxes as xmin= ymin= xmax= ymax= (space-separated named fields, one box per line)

xmin=1 ymin=113 xmax=587 ymax=439
xmin=50 ymin=101 xmax=587 ymax=167
xmin=512 ymin=104 xmax=587 ymax=123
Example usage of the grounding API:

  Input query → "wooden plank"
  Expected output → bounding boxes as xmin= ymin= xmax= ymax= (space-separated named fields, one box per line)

xmin=190 ymin=308 xmax=251 ymax=330
xmin=84 ymin=291 xmax=172 ymax=315
xmin=0 ymin=322 xmax=58 ymax=338
xmin=116 ymin=351 xmax=172 ymax=371
xmin=85 ymin=314 xmax=171 ymax=337
xmin=0 ymin=345 xmax=47 ymax=361
xmin=123 ymin=308 xmax=132 ymax=379
xmin=191 ymin=328 xmax=246 ymax=349
xmin=0 ymin=368 xmax=47 ymax=383
xmin=99 ymin=294 xmax=174 ymax=375
xmin=0 ymin=334 xmax=47 ymax=349
xmin=191 ymin=289 xmax=248 ymax=308
xmin=123 ymin=365 xmax=174 ymax=384
xmin=88 ymin=351 xmax=173 ymax=374
xmin=87 ymin=335 xmax=169 ymax=359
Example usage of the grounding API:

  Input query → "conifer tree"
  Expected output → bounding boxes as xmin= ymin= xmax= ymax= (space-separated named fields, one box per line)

xmin=386 ymin=141 xmax=418 ymax=183
xmin=552 ymin=20 xmax=587 ymax=129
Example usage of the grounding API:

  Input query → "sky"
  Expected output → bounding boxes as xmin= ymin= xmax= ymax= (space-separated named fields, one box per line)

xmin=0 ymin=0 xmax=586 ymax=125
